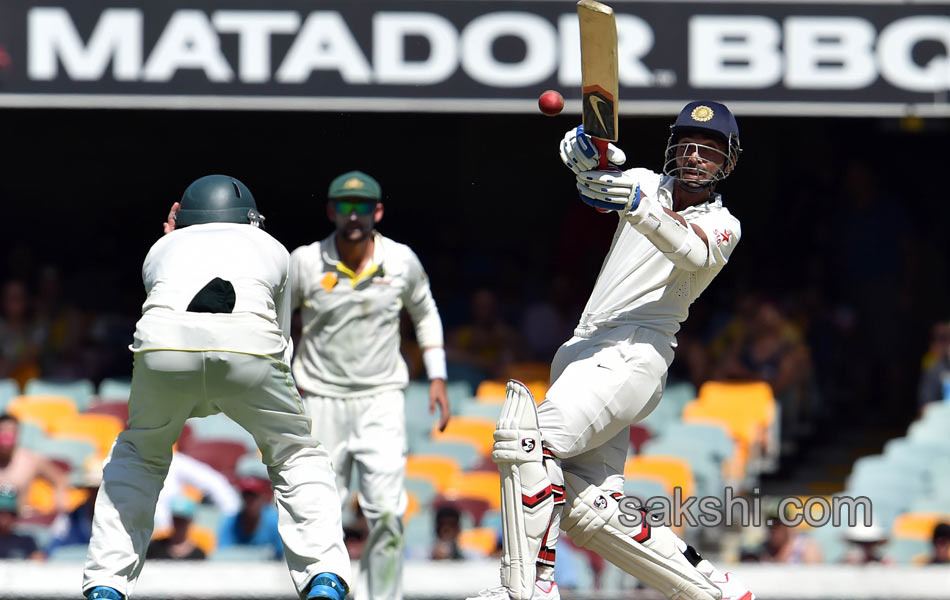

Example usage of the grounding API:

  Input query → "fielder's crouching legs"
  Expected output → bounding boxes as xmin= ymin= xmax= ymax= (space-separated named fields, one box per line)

xmin=561 ymin=472 xmax=721 ymax=600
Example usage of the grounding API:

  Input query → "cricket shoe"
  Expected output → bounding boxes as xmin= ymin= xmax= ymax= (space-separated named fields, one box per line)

xmin=86 ymin=587 xmax=123 ymax=600
xmin=307 ymin=572 xmax=347 ymax=600
xmin=465 ymin=581 xmax=560 ymax=600
xmin=708 ymin=571 xmax=755 ymax=600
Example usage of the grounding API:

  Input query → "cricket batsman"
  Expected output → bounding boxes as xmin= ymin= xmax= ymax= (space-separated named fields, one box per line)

xmin=290 ymin=171 xmax=449 ymax=600
xmin=82 ymin=175 xmax=350 ymax=600
xmin=468 ymin=102 xmax=755 ymax=600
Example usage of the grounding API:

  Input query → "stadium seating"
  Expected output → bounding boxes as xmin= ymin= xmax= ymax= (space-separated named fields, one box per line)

xmin=502 ymin=361 xmax=551 ymax=383
xmin=442 ymin=471 xmax=501 ymax=511
xmin=0 ymin=378 xmax=20 ymax=413
xmin=623 ymin=455 xmax=695 ymax=499
xmin=638 ymin=380 xmax=696 ymax=436
xmin=410 ymin=439 xmax=481 ymax=471
xmin=48 ymin=544 xmax=92 ymax=562
xmin=180 ymin=440 xmax=250 ymax=484
xmin=25 ymin=479 xmax=90 ymax=514
xmin=85 ymin=402 xmax=130 ymax=426
xmin=24 ymin=378 xmax=96 ymax=412
xmin=640 ymin=437 xmax=723 ymax=500
xmin=32 ymin=437 xmax=96 ymax=472
xmin=184 ymin=413 xmax=258 ymax=452
xmin=434 ymin=496 xmax=492 ymax=526
xmin=458 ymin=526 xmax=497 ymax=557
xmin=455 ymin=402 xmax=502 ymax=421
xmin=6 ymin=395 xmax=78 ymax=431
xmin=47 ymin=413 xmax=124 ymax=458
xmin=405 ymin=455 xmax=463 ymax=494
xmin=475 ymin=380 xmax=507 ymax=402
xmin=891 ymin=512 xmax=950 ymax=541
xmin=405 ymin=477 xmax=437 ymax=508
xmin=97 ymin=377 xmax=132 ymax=401
xmin=628 ymin=424 xmax=651 ymax=453
xmin=623 ymin=477 xmax=670 ymax=504
xmin=431 ymin=416 xmax=496 ymax=456
xmin=211 ymin=545 xmax=276 ymax=561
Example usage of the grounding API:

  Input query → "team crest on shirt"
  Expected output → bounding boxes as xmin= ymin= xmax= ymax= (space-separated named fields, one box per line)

xmin=714 ymin=229 xmax=732 ymax=246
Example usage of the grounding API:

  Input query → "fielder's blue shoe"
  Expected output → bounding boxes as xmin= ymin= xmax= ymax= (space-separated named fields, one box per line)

xmin=306 ymin=572 xmax=347 ymax=600
xmin=86 ymin=587 xmax=123 ymax=600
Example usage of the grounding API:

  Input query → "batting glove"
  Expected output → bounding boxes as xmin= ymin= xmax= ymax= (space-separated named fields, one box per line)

xmin=559 ymin=125 xmax=627 ymax=174
xmin=576 ymin=169 xmax=641 ymax=213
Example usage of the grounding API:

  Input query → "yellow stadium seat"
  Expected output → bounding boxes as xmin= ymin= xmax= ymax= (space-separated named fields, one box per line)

xmin=475 ymin=380 xmax=508 ymax=403
xmin=695 ymin=381 xmax=778 ymax=459
xmin=458 ymin=526 xmax=499 ymax=557
xmin=26 ymin=479 xmax=89 ymax=514
xmin=6 ymin=395 xmax=78 ymax=431
xmin=892 ymin=512 xmax=950 ymax=541
xmin=405 ymin=455 xmax=463 ymax=493
xmin=405 ymin=492 xmax=420 ymax=524
xmin=48 ymin=414 xmax=124 ymax=457
xmin=189 ymin=524 xmax=217 ymax=555
xmin=503 ymin=362 xmax=551 ymax=383
xmin=623 ymin=455 xmax=695 ymax=500
xmin=432 ymin=416 xmax=496 ymax=456
xmin=443 ymin=471 xmax=501 ymax=510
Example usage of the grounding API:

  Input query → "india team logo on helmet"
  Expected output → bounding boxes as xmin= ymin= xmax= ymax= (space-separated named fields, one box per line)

xmin=521 ymin=438 xmax=536 ymax=453
xmin=663 ymin=100 xmax=741 ymax=189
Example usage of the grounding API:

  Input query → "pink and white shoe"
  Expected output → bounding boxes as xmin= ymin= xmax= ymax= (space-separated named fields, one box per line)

xmin=465 ymin=581 xmax=560 ymax=600
xmin=709 ymin=571 xmax=755 ymax=600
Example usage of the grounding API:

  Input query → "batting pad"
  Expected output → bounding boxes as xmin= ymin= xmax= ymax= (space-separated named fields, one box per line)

xmin=492 ymin=380 xmax=554 ymax=600
xmin=561 ymin=472 xmax=721 ymax=600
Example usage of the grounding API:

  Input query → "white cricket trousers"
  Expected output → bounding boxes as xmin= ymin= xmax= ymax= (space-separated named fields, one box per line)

xmin=304 ymin=391 xmax=408 ymax=600
xmin=540 ymin=323 xmax=675 ymax=489
xmin=83 ymin=350 xmax=351 ymax=599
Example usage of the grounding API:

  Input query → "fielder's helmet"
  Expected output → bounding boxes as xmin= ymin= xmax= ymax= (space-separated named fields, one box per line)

xmin=663 ymin=101 xmax=741 ymax=187
xmin=175 ymin=175 xmax=265 ymax=228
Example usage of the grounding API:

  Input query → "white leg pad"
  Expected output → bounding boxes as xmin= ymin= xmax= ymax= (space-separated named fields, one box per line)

xmin=492 ymin=380 xmax=554 ymax=600
xmin=561 ymin=472 xmax=721 ymax=600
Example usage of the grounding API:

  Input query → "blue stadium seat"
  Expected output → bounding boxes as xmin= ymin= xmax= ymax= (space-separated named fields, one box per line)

xmin=640 ymin=437 xmax=724 ymax=500
xmin=211 ymin=545 xmax=276 ymax=561
xmin=34 ymin=437 xmax=97 ymax=472
xmin=405 ymin=382 xmax=439 ymax=449
xmin=23 ymin=378 xmax=95 ymax=412
xmin=97 ymin=377 xmax=132 ymax=401
xmin=456 ymin=402 xmax=502 ymax=421
xmin=47 ymin=543 xmax=91 ymax=562
xmin=409 ymin=439 xmax=481 ymax=470
xmin=883 ymin=537 xmax=931 ymax=564
xmin=623 ymin=478 xmax=669 ymax=505
xmin=0 ymin=378 xmax=20 ymax=414
xmin=403 ymin=508 xmax=435 ymax=556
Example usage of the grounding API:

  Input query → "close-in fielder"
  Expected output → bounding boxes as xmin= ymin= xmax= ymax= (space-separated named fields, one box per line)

xmin=291 ymin=171 xmax=449 ymax=600
xmin=82 ymin=175 xmax=350 ymax=600
xmin=469 ymin=102 xmax=755 ymax=600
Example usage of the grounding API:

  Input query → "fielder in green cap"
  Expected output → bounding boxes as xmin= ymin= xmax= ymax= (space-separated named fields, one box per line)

xmin=290 ymin=171 xmax=450 ymax=600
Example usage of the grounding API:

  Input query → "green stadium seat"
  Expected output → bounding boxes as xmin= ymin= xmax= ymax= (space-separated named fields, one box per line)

xmin=883 ymin=537 xmax=931 ymax=564
xmin=47 ymin=543 xmax=90 ymax=562
xmin=211 ymin=545 xmax=277 ymax=561
xmin=409 ymin=439 xmax=481 ymax=470
xmin=34 ymin=437 xmax=96 ymax=472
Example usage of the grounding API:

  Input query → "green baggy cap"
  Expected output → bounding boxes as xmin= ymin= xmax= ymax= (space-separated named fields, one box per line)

xmin=328 ymin=171 xmax=381 ymax=201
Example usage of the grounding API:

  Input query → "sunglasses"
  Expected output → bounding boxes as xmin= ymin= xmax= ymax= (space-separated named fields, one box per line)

xmin=334 ymin=201 xmax=375 ymax=216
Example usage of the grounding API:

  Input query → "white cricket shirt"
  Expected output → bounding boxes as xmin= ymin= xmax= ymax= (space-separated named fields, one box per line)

xmin=131 ymin=223 xmax=293 ymax=364
xmin=576 ymin=168 xmax=741 ymax=341
xmin=290 ymin=232 xmax=444 ymax=398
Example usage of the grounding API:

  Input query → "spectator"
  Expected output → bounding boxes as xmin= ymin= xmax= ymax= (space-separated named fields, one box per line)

xmin=0 ymin=280 xmax=45 ymax=387
xmin=431 ymin=505 xmax=464 ymax=560
xmin=146 ymin=496 xmax=206 ymax=560
xmin=741 ymin=519 xmax=822 ymax=564
xmin=45 ymin=456 xmax=102 ymax=555
xmin=520 ymin=275 xmax=580 ymax=363
xmin=918 ymin=320 xmax=950 ymax=408
xmin=447 ymin=289 xmax=523 ymax=378
xmin=841 ymin=522 xmax=892 ymax=565
xmin=153 ymin=450 xmax=240 ymax=534
xmin=34 ymin=265 xmax=87 ymax=380
xmin=929 ymin=522 xmax=950 ymax=564
xmin=0 ymin=485 xmax=43 ymax=560
xmin=217 ymin=457 xmax=283 ymax=559
xmin=0 ymin=414 xmax=69 ymax=515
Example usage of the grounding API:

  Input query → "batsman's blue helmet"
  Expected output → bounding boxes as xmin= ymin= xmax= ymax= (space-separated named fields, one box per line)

xmin=664 ymin=101 xmax=741 ymax=186
xmin=175 ymin=175 xmax=265 ymax=228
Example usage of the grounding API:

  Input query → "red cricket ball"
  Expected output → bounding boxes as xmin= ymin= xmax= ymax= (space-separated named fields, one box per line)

xmin=538 ymin=90 xmax=564 ymax=116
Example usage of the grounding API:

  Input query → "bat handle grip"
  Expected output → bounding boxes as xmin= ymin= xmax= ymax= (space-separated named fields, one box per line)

xmin=593 ymin=138 xmax=610 ymax=170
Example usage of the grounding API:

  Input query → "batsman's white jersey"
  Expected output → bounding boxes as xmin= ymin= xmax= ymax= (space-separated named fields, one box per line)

xmin=290 ymin=232 xmax=444 ymax=398
xmin=83 ymin=222 xmax=350 ymax=598
xmin=575 ymin=168 xmax=740 ymax=342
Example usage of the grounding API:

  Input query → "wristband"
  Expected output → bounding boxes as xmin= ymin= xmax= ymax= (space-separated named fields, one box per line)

xmin=422 ymin=347 xmax=447 ymax=381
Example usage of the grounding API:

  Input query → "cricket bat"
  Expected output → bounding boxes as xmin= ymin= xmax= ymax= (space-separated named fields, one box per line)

xmin=577 ymin=0 xmax=618 ymax=170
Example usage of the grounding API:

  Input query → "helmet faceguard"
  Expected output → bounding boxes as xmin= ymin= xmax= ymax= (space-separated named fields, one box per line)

xmin=662 ymin=102 xmax=741 ymax=190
